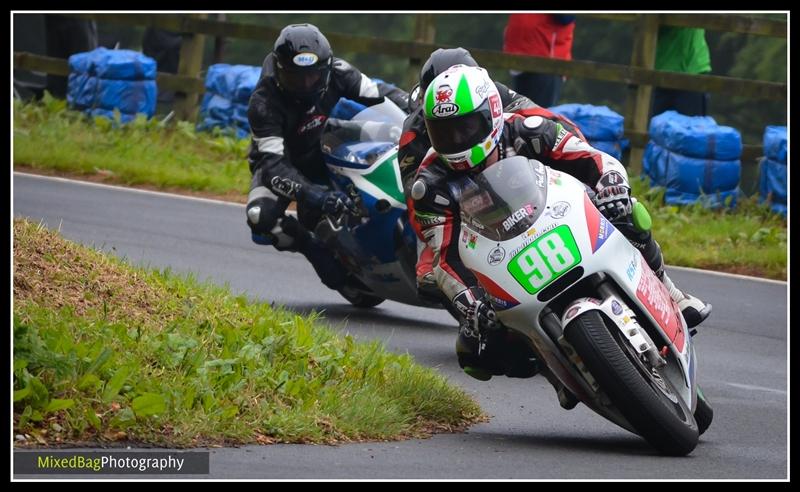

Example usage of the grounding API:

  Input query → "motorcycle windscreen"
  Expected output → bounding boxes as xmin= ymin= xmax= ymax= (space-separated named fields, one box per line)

xmin=321 ymin=100 xmax=404 ymax=167
xmin=450 ymin=156 xmax=548 ymax=242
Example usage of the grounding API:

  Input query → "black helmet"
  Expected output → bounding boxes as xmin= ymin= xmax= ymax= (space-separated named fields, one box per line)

xmin=420 ymin=47 xmax=478 ymax=94
xmin=273 ymin=23 xmax=333 ymax=105
xmin=409 ymin=47 xmax=478 ymax=109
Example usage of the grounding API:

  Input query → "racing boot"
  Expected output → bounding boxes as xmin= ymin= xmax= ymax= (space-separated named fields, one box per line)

xmin=282 ymin=215 xmax=348 ymax=291
xmin=660 ymin=271 xmax=712 ymax=333
xmin=621 ymin=203 xmax=712 ymax=332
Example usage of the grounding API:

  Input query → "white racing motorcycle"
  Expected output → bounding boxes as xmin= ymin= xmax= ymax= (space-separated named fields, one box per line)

xmin=450 ymin=155 xmax=712 ymax=456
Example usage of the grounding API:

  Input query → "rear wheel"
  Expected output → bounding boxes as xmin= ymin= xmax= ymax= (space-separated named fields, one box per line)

xmin=337 ymin=286 xmax=385 ymax=308
xmin=564 ymin=310 xmax=699 ymax=456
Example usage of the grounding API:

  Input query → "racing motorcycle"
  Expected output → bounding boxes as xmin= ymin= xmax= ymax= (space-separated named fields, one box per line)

xmin=274 ymin=99 xmax=456 ymax=316
xmin=449 ymin=155 xmax=713 ymax=455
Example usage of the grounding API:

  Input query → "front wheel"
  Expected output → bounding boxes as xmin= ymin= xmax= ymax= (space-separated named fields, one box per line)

xmin=337 ymin=286 xmax=385 ymax=308
xmin=695 ymin=386 xmax=714 ymax=436
xmin=564 ymin=310 xmax=699 ymax=456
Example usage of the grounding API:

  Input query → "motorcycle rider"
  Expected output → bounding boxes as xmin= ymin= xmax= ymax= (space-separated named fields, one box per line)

xmin=400 ymin=47 xmax=585 ymax=304
xmin=411 ymin=65 xmax=712 ymax=382
xmin=245 ymin=23 xmax=408 ymax=292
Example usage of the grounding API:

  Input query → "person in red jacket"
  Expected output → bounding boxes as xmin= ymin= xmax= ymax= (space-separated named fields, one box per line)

xmin=503 ymin=13 xmax=576 ymax=107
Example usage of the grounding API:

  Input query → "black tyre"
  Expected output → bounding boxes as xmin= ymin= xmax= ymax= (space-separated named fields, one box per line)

xmin=564 ymin=310 xmax=699 ymax=456
xmin=337 ymin=287 xmax=385 ymax=308
xmin=694 ymin=386 xmax=714 ymax=436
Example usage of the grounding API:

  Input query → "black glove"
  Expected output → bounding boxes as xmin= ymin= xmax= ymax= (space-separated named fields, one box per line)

xmin=298 ymin=185 xmax=357 ymax=216
xmin=594 ymin=171 xmax=632 ymax=221
xmin=463 ymin=299 xmax=499 ymax=349
xmin=246 ymin=197 xmax=277 ymax=236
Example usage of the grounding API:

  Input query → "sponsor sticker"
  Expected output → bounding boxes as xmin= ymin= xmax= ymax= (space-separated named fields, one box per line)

xmin=593 ymin=215 xmax=614 ymax=253
xmin=487 ymin=246 xmax=506 ymax=266
xmin=489 ymin=93 xmax=502 ymax=118
xmin=565 ymin=306 xmax=580 ymax=320
xmin=548 ymin=201 xmax=571 ymax=219
xmin=297 ymin=115 xmax=326 ymax=134
xmin=548 ymin=169 xmax=563 ymax=186
xmin=293 ymin=52 xmax=319 ymax=66
xmin=553 ymin=124 xmax=569 ymax=149
xmin=626 ymin=252 xmax=638 ymax=281
xmin=611 ymin=300 xmax=623 ymax=315
xmin=432 ymin=103 xmax=458 ymax=118
xmin=415 ymin=212 xmax=445 ymax=227
xmin=475 ymin=81 xmax=491 ymax=98
xmin=435 ymin=85 xmax=453 ymax=103
xmin=635 ymin=255 xmax=684 ymax=351
xmin=502 ymin=204 xmax=534 ymax=231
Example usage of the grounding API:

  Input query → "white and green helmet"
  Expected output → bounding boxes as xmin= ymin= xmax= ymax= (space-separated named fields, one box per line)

xmin=423 ymin=65 xmax=504 ymax=171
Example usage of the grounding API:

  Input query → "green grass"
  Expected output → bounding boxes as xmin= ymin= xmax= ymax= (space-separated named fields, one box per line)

xmin=13 ymin=94 xmax=251 ymax=197
xmin=13 ymin=218 xmax=484 ymax=447
xmin=12 ymin=96 xmax=786 ymax=279
xmin=630 ymin=177 xmax=787 ymax=280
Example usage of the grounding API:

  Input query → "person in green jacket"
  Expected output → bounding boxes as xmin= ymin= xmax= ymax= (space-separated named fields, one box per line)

xmin=652 ymin=27 xmax=711 ymax=116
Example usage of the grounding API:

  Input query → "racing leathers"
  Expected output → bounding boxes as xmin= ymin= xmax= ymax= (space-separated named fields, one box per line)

xmin=400 ymin=83 xmax=585 ymax=300
xmin=246 ymin=53 xmax=407 ymax=289
xmin=412 ymin=113 xmax=706 ymax=379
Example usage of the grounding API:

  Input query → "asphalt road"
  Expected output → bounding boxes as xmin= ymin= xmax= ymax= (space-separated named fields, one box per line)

xmin=13 ymin=173 xmax=788 ymax=479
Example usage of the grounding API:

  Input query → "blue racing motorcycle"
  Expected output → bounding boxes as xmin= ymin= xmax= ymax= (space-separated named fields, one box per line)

xmin=311 ymin=99 xmax=455 ymax=316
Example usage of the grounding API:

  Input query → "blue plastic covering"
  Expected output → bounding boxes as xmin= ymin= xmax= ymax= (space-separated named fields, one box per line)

xmin=198 ymin=64 xmax=262 ymax=137
xmin=590 ymin=139 xmax=631 ymax=162
xmin=763 ymin=125 xmax=787 ymax=163
xmin=68 ymin=47 xmax=157 ymax=81
xmin=89 ymin=108 xmax=138 ymax=123
xmin=759 ymin=157 xmax=787 ymax=216
xmin=67 ymin=48 xmax=157 ymax=121
xmin=548 ymin=104 xmax=624 ymax=141
xmin=643 ymin=141 xmax=741 ymax=208
xmin=649 ymin=111 xmax=742 ymax=160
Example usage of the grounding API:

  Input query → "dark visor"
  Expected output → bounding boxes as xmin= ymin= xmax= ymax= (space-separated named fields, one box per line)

xmin=425 ymin=101 xmax=493 ymax=155
xmin=277 ymin=66 xmax=327 ymax=94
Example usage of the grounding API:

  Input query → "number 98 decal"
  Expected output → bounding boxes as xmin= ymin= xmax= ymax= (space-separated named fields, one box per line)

xmin=507 ymin=225 xmax=581 ymax=294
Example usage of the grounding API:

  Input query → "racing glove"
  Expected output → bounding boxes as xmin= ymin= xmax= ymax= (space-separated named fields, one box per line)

xmin=297 ymin=185 xmax=358 ymax=216
xmin=594 ymin=171 xmax=632 ymax=221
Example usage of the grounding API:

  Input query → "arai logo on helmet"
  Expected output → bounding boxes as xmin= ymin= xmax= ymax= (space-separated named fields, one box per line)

xmin=293 ymin=52 xmax=319 ymax=66
xmin=432 ymin=103 xmax=459 ymax=118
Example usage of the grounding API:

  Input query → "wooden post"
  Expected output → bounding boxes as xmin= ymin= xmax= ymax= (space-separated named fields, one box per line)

xmin=623 ymin=14 xmax=660 ymax=175
xmin=406 ymin=14 xmax=436 ymax=90
xmin=173 ymin=13 xmax=207 ymax=122
xmin=213 ymin=13 xmax=226 ymax=64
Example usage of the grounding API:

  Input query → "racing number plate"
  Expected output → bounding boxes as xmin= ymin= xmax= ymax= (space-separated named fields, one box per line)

xmin=507 ymin=225 xmax=581 ymax=295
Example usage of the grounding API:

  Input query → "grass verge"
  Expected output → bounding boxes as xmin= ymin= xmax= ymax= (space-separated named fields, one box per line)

xmin=13 ymin=96 xmax=786 ymax=280
xmin=13 ymin=218 xmax=484 ymax=447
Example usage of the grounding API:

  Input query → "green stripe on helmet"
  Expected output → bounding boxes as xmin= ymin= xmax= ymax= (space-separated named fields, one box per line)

xmin=425 ymin=82 xmax=436 ymax=117
xmin=455 ymin=74 xmax=474 ymax=114
xmin=470 ymin=144 xmax=486 ymax=167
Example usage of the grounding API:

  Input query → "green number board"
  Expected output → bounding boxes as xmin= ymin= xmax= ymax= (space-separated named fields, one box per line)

xmin=507 ymin=225 xmax=582 ymax=295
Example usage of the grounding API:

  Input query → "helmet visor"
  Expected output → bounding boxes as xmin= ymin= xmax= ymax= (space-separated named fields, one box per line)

xmin=277 ymin=66 xmax=328 ymax=95
xmin=426 ymin=101 xmax=493 ymax=155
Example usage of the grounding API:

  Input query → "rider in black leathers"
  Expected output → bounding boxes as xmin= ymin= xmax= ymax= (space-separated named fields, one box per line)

xmin=245 ymin=23 xmax=407 ymax=291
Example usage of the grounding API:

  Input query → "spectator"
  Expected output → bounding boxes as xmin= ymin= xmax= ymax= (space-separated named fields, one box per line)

xmin=502 ymin=13 xmax=575 ymax=107
xmin=651 ymin=26 xmax=711 ymax=116
xmin=142 ymin=28 xmax=183 ymax=103
xmin=44 ymin=14 xmax=98 ymax=98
